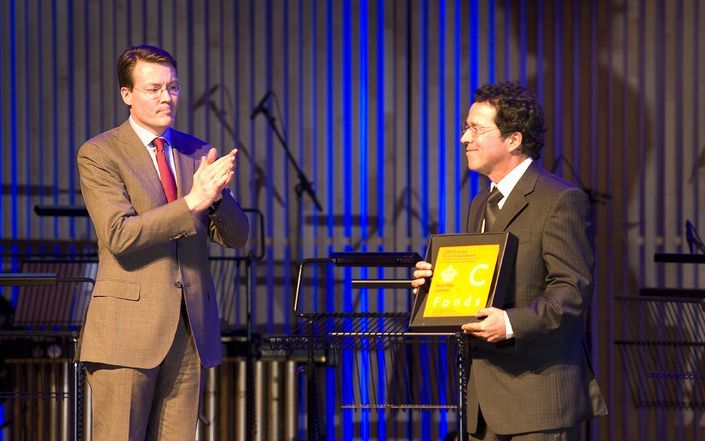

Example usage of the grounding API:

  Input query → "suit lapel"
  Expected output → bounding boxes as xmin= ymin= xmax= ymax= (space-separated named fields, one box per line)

xmin=116 ymin=122 xmax=168 ymax=205
xmin=466 ymin=188 xmax=489 ymax=233
xmin=171 ymin=131 xmax=194 ymax=199
xmin=493 ymin=163 xmax=539 ymax=232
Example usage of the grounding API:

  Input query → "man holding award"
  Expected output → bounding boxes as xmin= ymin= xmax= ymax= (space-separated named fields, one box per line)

xmin=412 ymin=82 xmax=607 ymax=441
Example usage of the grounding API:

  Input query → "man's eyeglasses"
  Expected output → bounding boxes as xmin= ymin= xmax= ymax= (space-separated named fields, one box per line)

xmin=133 ymin=83 xmax=182 ymax=100
xmin=461 ymin=124 xmax=499 ymax=138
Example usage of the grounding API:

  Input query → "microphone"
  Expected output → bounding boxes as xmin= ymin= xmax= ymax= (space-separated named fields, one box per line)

xmin=193 ymin=84 xmax=220 ymax=110
xmin=250 ymin=91 xmax=272 ymax=120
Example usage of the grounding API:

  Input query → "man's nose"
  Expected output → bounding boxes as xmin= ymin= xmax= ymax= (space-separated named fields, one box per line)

xmin=159 ymin=89 xmax=172 ymax=102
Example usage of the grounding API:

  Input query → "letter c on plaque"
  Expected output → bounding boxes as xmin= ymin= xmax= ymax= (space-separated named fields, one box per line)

xmin=469 ymin=263 xmax=489 ymax=286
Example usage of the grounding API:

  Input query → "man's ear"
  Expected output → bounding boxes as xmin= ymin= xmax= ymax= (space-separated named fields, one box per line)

xmin=507 ymin=132 xmax=523 ymax=153
xmin=120 ymin=87 xmax=132 ymax=107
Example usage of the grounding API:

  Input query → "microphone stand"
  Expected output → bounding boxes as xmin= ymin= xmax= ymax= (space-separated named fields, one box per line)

xmin=255 ymin=104 xmax=323 ymax=441
xmin=256 ymin=105 xmax=323 ymax=262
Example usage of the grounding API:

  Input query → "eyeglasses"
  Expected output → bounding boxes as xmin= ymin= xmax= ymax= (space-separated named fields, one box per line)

xmin=133 ymin=83 xmax=182 ymax=100
xmin=461 ymin=124 xmax=499 ymax=138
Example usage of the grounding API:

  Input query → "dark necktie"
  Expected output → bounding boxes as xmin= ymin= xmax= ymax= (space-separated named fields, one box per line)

xmin=483 ymin=186 xmax=503 ymax=232
xmin=153 ymin=137 xmax=177 ymax=203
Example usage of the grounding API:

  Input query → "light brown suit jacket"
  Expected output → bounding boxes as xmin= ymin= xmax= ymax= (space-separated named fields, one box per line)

xmin=76 ymin=121 xmax=248 ymax=369
xmin=465 ymin=162 xmax=607 ymax=434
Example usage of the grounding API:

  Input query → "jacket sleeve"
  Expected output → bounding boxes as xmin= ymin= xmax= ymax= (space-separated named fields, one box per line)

xmin=77 ymin=141 xmax=198 ymax=257
xmin=506 ymin=187 xmax=594 ymax=348
xmin=207 ymin=188 xmax=249 ymax=249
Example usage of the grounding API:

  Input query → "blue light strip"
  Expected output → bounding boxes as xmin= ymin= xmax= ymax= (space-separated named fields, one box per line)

xmin=437 ymin=0 xmax=446 ymax=234
xmin=264 ymin=0 xmax=275 ymax=333
xmin=325 ymin=3 xmax=336 ymax=436
xmin=536 ymin=0 xmax=544 ymax=102
xmin=358 ymin=3 xmax=370 ymax=435
xmin=419 ymin=0 xmax=429 ymax=238
xmin=233 ymin=1 xmax=245 ymax=328
xmin=82 ymin=0 xmax=92 ymax=239
xmin=375 ymin=3 xmax=387 ymax=436
xmin=469 ymin=0 xmax=479 ymax=198
xmin=376 ymin=1 xmax=385 ymax=240
xmin=326 ymin=0 xmax=334 ymax=240
xmin=420 ymin=2 xmax=432 ymax=435
xmin=342 ymin=0 xmax=352 ymax=241
xmin=51 ymin=0 xmax=59 ymax=237
xmin=310 ymin=0 xmax=319 ymax=311
xmin=37 ymin=0 xmax=45 ymax=239
xmin=23 ymin=0 xmax=31 ymax=239
xmin=454 ymin=0 xmax=462 ymax=232
xmin=360 ymin=1 xmax=368 ymax=244
xmin=487 ymin=1 xmax=495 ymax=83
xmin=246 ymin=0 xmax=259 ymax=332
xmin=9 ymin=0 xmax=19 ymax=246
xmin=282 ymin=0 xmax=292 ymax=334
xmin=342 ymin=0 xmax=354 ymax=402
xmin=10 ymin=0 xmax=18 ymax=241
xmin=0 ymin=0 xmax=4 ymax=258
xmin=67 ymin=0 xmax=76 ymax=237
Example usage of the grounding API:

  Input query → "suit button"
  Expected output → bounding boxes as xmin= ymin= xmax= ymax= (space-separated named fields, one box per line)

xmin=175 ymin=281 xmax=183 ymax=288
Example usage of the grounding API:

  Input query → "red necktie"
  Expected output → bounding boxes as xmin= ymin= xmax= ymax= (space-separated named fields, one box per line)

xmin=153 ymin=137 xmax=177 ymax=202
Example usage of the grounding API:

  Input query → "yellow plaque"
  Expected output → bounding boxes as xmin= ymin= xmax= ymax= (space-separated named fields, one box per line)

xmin=409 ymin=232 xmax=517 ymax=332
xmin=422 ymin=244 xmax=500 ymax=318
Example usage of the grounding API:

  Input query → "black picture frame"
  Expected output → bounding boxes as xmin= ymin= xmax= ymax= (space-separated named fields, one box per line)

xmin=409 ymin=232 xmax=517 ymax=332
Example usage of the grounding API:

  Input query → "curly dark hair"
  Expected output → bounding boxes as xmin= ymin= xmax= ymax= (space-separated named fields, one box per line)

xmin=117 ymin=45 xmax=177 ymax=89
xmin=473 ymin=81 xmax=546 ymax=159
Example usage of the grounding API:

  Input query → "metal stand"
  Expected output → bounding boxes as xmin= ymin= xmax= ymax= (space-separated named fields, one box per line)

xmin=0 ymin=273 xmax=95 ymax=441
xmin=269 ymin=253 xmax=468 ymax=440
xmin=615 ymin=251 xmax=705 ymax=410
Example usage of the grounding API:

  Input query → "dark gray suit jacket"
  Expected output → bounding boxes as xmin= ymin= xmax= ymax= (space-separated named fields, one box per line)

xmin=465 ymin=162 xmax=607 ymax=434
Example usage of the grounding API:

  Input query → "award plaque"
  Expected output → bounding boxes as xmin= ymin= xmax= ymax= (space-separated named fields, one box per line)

xmin=409 ymin=232 xmax=517 ymax=332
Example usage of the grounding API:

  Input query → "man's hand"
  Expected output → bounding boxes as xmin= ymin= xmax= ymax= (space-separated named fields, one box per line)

xmin=461 ymin=307 xmax=507 ymax=343
xmin=184 ymin=148 xmax=238 ymax=212
xmin=411 ymin=260 xmax=433 ymax=294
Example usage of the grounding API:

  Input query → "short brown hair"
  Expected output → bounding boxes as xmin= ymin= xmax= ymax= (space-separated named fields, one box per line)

xmin=117 ymin=45 xmax=177 ymax=89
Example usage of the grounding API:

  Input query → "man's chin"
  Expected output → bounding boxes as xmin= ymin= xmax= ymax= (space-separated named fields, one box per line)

xmin=157 ymin=116 xmax=175 ymax=127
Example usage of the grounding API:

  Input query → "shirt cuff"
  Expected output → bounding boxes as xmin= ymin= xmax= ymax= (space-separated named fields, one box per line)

xmin=503 ymin=310 xmax=514 ymax=340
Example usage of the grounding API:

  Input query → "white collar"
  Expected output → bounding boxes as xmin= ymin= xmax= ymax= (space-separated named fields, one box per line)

xmin=491 ymin=157 xmax=533 ymax=207
xmin=128 ymin=116 xmax=173 ymax=148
